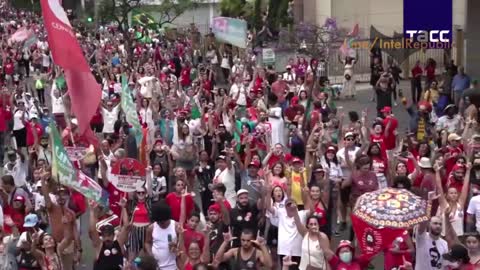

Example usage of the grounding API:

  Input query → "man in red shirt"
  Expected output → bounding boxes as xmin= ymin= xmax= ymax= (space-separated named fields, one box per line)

xmin=381 ymin=106 xmax=398 ymax=158
xmin=271 ymin=74 xmax=288 ymax=110
xmin=411 ymin=60 xmax=423 ymax=103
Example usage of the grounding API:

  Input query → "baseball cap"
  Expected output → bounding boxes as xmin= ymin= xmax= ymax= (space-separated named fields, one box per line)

xmin=344 ymin=132 xmax=355 ymax=139
xmin=23 ymin=213 xmax=39 ymax=228
xmin=247 ymin=160 xmax=261 ymax=168
xmin=292 ymin=157 xmax=303 ymax=164
xmin=380 ymin=106 xmax=392 ymax=113
xmin=14 ymin=195 xmax=25 ymax=203
xmin=236 ymin=189 xmax=249 ymax=196
xmin=447 ymin=133 xmax=462 ymax=142
xmin=443 ymin=244 xmax=469 ymax=263
xmin=70 ymin=118 xmax=78 ymax=126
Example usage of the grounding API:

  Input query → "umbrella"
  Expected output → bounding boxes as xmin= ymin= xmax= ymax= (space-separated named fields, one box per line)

xmin=352 ymin=187 xmax=431 ymax=229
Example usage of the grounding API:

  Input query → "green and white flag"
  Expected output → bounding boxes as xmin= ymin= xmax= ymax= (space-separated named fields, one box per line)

xmin=50 ymin=122 xmax=77 ymax=185
xmin=121 ymin=75 xmax=143 ymax=145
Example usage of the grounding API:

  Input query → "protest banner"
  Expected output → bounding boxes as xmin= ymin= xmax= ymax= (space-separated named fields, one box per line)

xmin=120 ymin=75 xmax=143 ymax=145
xmin=50 ymin=122 xmax=77 ymax=186
xmin=111 ymin=158 xmax=146 ymax=192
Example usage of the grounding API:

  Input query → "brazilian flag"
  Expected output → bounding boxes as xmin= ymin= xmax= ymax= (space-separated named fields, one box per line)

xmin=135 ymin=31 xmax=152 ymax=43
xmin=132 ymin=10 xmax=157 ymax=29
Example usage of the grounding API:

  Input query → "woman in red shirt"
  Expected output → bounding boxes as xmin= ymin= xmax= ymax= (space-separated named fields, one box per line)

xmin=123 ymin=185 xmax=153 ymax=258
xmin=26 ymin=115 xmax=43 ymax=147
xmin=165 ymin=178 xmax=194 ymax=222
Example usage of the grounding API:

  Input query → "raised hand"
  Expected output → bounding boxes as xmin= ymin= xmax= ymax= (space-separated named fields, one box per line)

xmin=222 ymin=229 xmax=237 ymax=243
xmin=282 ymin=256 xmax=298 ymax=266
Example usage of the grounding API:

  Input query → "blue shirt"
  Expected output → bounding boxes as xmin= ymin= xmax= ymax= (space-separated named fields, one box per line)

xmin=451 ymin=74 xmax=470 ymax=92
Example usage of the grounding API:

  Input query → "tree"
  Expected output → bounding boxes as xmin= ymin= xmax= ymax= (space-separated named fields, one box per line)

xmin=97 ymin=0 xmax=198 ymax=62
xmin=278 ymin=19 xmax=340 ymax=59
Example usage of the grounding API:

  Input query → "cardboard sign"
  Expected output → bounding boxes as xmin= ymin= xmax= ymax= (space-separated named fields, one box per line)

xmin=111 ymin=158 xmax=146 ymax=192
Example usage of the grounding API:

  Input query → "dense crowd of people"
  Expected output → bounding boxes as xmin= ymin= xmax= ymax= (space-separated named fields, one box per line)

xmin=0 ymin=1 xmax=479 ymax=270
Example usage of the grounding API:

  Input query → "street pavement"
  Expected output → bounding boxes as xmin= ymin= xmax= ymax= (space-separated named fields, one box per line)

xmin=76 ymin=80 xmax=415 ymax=269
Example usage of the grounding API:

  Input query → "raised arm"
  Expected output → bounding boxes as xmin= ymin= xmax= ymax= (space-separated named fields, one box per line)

xmin=88 ymin=201 xmax=101 ymax=249
xmin=458 ymin=164 xmax=471 ymax=207
xmin=287 ymin=203 xmax=308 ymax=237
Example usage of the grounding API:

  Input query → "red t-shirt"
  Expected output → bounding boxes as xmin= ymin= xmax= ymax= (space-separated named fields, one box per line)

xmin=426 ymin=65 xmax=436 ymax=80
xmin=180 ymin=67 xmax=191 ymax=87
xmin=132 ymin=201 xmax=150 ymax=223
xmin=0 ymin=107 xmax=11 ymax=132
xmin=4 ymin=62 xmax=14 ymax=75
xmin=328 ymin=255 xmax=370 ymax=270
xmin=26 ymin=122 xmax=43 ymax=146
xmin=382 ymin=117 xmax=398 ymax=150
xmin=267 ymin=154 xmax=284 ymax=168
xmin=183 ymin=227 xmax=205 ymax=251
xmin=165 ymin=193 xmax=194 ymax=222
xmin=271 ymin=80 xmax=287 ymax=103
xmin=411 ymin=66 xmax=423 ymax=78
xmin=383 ymin=233 xmax=412 ymax=269
xmin=370 ymin=133 xmax=387 ymax=157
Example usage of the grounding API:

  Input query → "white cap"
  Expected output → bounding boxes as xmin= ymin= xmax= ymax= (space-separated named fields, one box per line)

xmin=236 ymin=189 xmax=249 ymax=196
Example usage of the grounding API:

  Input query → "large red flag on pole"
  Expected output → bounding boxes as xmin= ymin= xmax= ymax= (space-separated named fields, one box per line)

xmin=40 ymin=0 xmax=101 ymax=134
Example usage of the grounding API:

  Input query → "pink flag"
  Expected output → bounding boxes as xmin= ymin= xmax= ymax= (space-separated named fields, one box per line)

xmin=348 ymin=23 xmax=359 ymax=37
xmin=40 ymin=0 xmax=101 ymax=134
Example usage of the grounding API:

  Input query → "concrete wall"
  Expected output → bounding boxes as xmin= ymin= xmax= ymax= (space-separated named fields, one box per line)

xmin=465 ymin=0 xmax=480 ymax=79
xmin=301 ymin=0 xmax=467 ymax=37
xmin=148 ymin=3 xmax=220 ymax=34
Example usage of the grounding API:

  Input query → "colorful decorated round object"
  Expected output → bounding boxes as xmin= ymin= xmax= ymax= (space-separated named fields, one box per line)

xmin=353 ymin=187 xmax=431 ymax=229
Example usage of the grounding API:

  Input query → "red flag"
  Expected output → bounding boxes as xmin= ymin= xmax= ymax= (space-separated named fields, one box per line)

xmin=40 ymin=0 xmax=101 ymax=134
xmin=351 ymin=214 xmax=406 ymax=259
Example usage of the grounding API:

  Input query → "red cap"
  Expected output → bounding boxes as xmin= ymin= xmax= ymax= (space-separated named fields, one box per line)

xmin=292 ymin=157 xmax=303 ymax=164
xmin=380 ymin=106 xmax=392 ymax=113
xmin=14 ymin=195 xmax=25 ymax=203
xmin=336 ymin=240 xmax=354 ymax=255
xmin=326 ymin=146 xmax=337 ymax=153
xmin=248 ymin=160 xmax=261 ymax=168
xmin=208 ymin=204 xmax=221 ymax=214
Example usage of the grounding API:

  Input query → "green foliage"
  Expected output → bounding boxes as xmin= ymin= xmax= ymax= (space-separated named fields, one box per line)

xmin=12 ymin=0 xmax=41 ymax=12
xmin=219 ymin=0 xmax=246 ymax=17
xmin=267 ymin=0 xmax=291 ymax=30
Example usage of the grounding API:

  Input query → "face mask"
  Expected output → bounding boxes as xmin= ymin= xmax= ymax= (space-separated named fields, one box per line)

xmin=339 ymin=252 xmax=352 ymax=263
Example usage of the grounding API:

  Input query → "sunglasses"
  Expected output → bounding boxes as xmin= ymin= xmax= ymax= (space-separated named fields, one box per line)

xmin=137 ymin=191 xmax=146 ymax=195
xmin=345 ymin=138 xmax=354 ymax=141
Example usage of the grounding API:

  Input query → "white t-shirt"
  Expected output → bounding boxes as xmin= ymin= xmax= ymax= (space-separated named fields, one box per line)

xmin=213 ymin=166 xmax=236 ymax=206
xmin=435 ymin=115 xmax=463 ymax=133
xmin=101 ymin=105 xmax=120 ymax=133
xmin=276 ymin=207 xmax=307 ymax=257
xmin=13 ymin=109 xmax=26 ymax=130
xmin=230 ymin=83 xmax=247 ymax=106
xmin=4 ymin=159 xmax=28 ymax=187
xmin=467 ymin=195 xmax=480 ymax=233
xmin=414 ymin=231 xmax=448 ymax=270
xmin=51 ymin=89 xmax=65 ymax=115
xmin=336 ymin=146 xmax=360 ymax=178
xmin=42 ymin=53 xmax=50 ymax=68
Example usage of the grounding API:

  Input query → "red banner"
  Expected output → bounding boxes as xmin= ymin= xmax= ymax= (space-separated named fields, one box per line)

xmin=351 ymin=214 xmax=406 ymax=259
